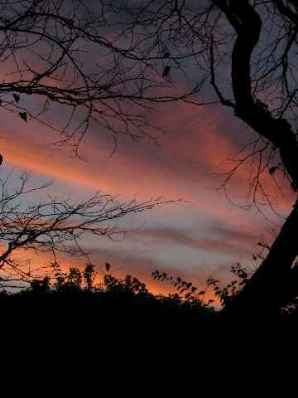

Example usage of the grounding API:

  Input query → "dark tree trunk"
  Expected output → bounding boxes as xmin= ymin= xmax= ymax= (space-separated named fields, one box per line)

xmin=224 ymin=201 xmax=298 ymax=320
xmin=215 ymin=0 xmax=298 ymax=318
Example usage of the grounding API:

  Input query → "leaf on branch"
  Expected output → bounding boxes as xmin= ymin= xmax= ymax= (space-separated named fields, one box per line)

xmin=269 ymin=166 xmax=278 ymax=175
xmin=19 ymin=112 xmax=28 ymax=122
xmin=0 ymin=153 xmax=3 ymax=165
xmin=105 ymin=262 xmax=111 ymax=273
xmin=13 ymin=94 xmax=20 ymax=103
xmin=162 ymin=65 xmax=171 ymax=78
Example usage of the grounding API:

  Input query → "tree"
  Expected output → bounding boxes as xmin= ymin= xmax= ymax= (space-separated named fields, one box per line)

xmin=1 ymin=1 xmax=298 ymax=317
xmin=93 ymin=0 xmax=298 ymax=319
xmin=0 ymin=174 xmax=165 ymax=289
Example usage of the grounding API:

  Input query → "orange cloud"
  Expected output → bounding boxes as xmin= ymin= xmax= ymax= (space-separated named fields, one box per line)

xmin=0 ymin=89 xmax=293 ymax=291
xmin=2 ymin=93 xmax=293 ymax=211
xmin=0 ymin=245 xmax=219 ymax=304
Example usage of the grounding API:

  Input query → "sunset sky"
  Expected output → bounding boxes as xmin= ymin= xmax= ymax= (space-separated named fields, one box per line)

xmin=0 ymin=0 xmax=294 ymax=295
xmin=0 ymin=91 xmax=293 ymax=294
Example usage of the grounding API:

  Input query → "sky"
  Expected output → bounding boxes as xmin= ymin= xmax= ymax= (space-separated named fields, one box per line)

xmin=0 ymin=91 xmax=293 ymax=295
xmin=0 ymin=0 xmax=295 ymax=296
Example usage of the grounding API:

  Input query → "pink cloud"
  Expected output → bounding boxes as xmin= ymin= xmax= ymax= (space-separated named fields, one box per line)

xmin=0 ymin=86 xmax=293 ymax=286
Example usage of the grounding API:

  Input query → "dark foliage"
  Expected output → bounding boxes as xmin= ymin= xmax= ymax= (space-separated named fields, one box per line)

xmin=2 ymin=264 xmax=298 ymax=370
xmin=2 ymin=262 xmax=298 ymax=336
xmin=0 ymin=264 xmax=218 ymax=344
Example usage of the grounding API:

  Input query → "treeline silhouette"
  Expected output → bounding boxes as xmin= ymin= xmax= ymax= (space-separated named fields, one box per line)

xmin=0 ymin=264 xmax=215 ymax=334
xmin=2 ymin=262 xmax=298 ymax=332
xmin=3 ymin=264 xmax=298 ymax=367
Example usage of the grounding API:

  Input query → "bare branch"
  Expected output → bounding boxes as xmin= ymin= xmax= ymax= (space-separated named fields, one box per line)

xmin=0 ymin=175 xmax=172 ymax=277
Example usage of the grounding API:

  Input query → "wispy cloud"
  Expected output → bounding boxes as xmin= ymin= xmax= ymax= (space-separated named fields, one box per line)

xmin=0 ymin=87 xmax=292 ymax=284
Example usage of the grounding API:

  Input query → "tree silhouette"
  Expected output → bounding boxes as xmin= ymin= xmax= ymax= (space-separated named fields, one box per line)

xmin=2 ymin=1 xmax=298 ymax=318
xmin=92 ymin=0 xmax=298 ymax=319
xmin=6 ymin=263 xmax=216 ymax=324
